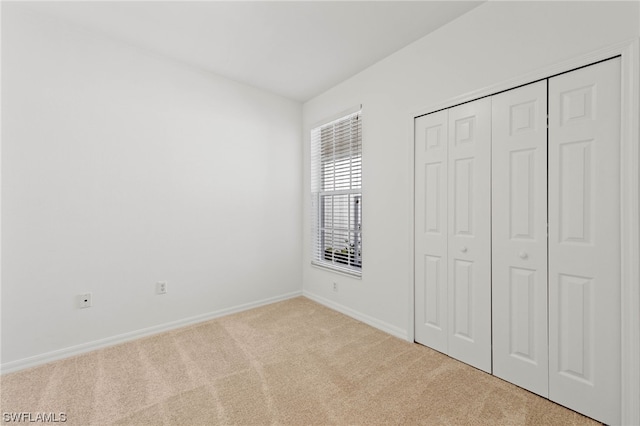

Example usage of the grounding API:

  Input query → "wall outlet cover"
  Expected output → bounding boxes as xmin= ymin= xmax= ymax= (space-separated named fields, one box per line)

xmin=79 ymin=293 xmax=92 ymax=309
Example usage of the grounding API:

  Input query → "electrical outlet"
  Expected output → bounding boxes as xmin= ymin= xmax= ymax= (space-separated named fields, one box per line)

xmin=333 ymin=282 xmax=338 ymax=292
xmin=156 ymin=281 xmax=167 ymax=295
xmin=79 ymin=293 xmax=92 ymax=309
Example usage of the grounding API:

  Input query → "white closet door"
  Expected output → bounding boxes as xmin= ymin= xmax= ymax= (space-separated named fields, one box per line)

xmin=447 ymin=98 xmax=492 ymax=373
xmin=492 ymin=81 xmax=549 ymax=396
xmin=414 ymin=110 xmax=449 ymax=353
xmin=548 ymin=58 xmax=621 ymax=425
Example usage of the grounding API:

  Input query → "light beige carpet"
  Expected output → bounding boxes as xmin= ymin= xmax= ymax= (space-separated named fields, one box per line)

xmin=1 ymin=297 xmax=598 ymax=425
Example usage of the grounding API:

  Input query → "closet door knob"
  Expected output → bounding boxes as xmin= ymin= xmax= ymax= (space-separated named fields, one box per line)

xmin=519 ymin=251 xmax=528 ymax=260
xmin=460 ymin=246 xmax=468 ymax=253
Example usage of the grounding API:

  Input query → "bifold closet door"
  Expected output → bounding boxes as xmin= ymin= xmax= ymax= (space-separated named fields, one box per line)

xmin=414 ymin=109 xmax=449 ymax=353
xmin=548 ymin=57 xmax=621 ymax=425
xmin=414 ymin=98 xmax=492 ymax=373
xmin=446 ymin=98 xmax=492 ymax=373
xmin=491 ymin=81 xmax=549 ymax=397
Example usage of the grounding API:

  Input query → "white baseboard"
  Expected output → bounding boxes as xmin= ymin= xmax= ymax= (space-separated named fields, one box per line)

xmin=1 ymin=291 xmax=303 ymax=374
xmin=303 ymin=291 xmax=408 ymax=341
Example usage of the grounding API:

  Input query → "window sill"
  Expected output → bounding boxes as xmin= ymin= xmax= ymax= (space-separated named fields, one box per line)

xmin=311 ymin=261 xmax=362 ymax=279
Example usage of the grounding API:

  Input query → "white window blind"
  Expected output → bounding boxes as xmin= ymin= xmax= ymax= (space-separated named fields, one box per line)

xmin=311 ymin=109 xmax=362 ymax=274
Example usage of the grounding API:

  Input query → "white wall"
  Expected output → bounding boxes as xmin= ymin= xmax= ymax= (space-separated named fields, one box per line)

xmin=1 ymin=6 xmax=302 ymax=369
xmin=302 ymin=1 xmax=640 ymax=338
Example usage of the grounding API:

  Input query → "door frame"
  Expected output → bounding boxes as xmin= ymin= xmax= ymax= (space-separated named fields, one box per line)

xmin=408 ymin=38 xmax=639 ymax=425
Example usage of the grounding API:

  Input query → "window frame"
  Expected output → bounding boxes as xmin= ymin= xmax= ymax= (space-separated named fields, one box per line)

xmin=310 ymin=106 xmax=363 ymax=277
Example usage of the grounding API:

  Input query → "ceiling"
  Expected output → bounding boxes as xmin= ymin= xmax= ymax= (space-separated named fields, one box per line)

xmin=19 ymin=1 xmax=484 ymax=102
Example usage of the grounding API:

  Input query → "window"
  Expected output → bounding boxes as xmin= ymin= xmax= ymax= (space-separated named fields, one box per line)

xmin=311 ymin=108 xmax=362 ymax=275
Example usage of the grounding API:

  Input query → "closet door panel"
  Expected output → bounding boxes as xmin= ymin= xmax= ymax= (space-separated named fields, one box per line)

xmin=548 ymin=58 xmax=621 ymax=425
xmin=492 ymin=81 xmax=548 ymax=396
xmin=414 ymin=110 xmax=449 ymax=353
xmin=447 ymin=98 xmax=492 ymax=373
